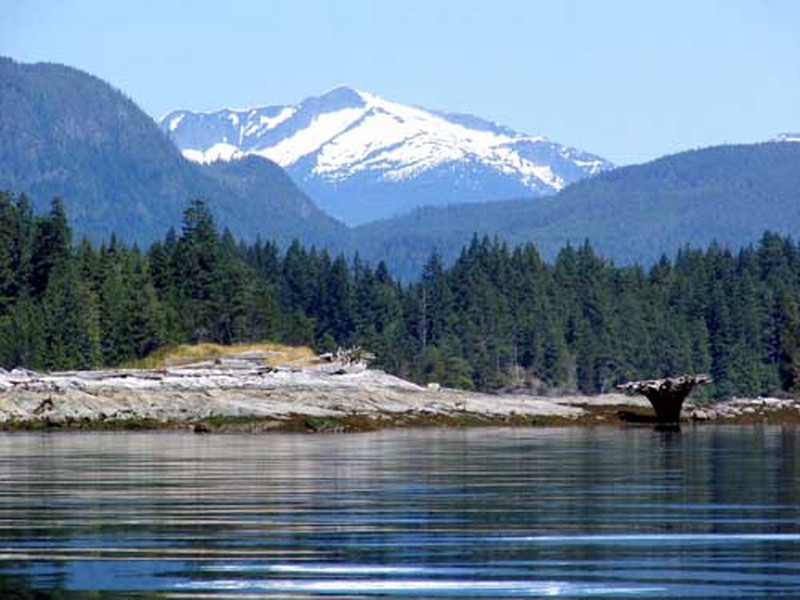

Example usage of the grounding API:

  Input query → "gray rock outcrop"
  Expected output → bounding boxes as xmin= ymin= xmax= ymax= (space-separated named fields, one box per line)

xmin=0 ymin=363 xmax=585 ymax=428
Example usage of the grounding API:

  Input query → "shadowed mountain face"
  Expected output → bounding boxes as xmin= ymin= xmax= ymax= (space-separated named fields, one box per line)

xmin=162 ymin=87 xmax=612 ymax=224
xmin=0 ymin=57 xmax=345 ymax=246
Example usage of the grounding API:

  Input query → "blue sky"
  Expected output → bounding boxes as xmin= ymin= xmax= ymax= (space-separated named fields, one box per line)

xmin=3 ymin=0 xmax=798 ymax=165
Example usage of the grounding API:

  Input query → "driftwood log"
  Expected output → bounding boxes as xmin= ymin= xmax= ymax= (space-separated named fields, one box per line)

xmin=617 ymin=375 xmax=712 ymax=423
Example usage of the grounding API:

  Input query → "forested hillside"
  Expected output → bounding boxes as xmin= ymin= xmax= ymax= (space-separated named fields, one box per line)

xmin=2 ymin=191 xmax=799 ymax=400
xmin=0 ymin=57 xmax=344 ymax=246
xmin=353 ymin=142 xmax=800 ymax=278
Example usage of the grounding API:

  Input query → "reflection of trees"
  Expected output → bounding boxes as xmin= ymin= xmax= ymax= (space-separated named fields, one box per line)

xmin=706 ymin=428 xmax=800 ymax=533
xmin=0 ymin=428 xmax=798 ymax=595
xmin=0 ymin=435 xmax=70 ymax=593
xmin=0 ymin=573 xmax=40 ymax=600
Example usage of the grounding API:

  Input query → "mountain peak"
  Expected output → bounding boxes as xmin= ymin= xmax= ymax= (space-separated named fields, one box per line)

xmin=311 ymin=85 xmax=368 ymax=111
xmin=161 ymin=89 xmax=612 ymax=224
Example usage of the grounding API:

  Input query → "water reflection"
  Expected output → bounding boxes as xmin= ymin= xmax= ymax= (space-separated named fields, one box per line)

xmin=0 ymin=427 xmax=798 ymax=598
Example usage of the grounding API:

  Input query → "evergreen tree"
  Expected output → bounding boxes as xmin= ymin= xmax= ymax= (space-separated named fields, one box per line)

xmin=0 ymin=192 xmax=17 ymax=315
xmin=175 ymin=199 xmax=223 ymax=342
xmin=41 ymin=261 xmax=101 ymax=370
xmin=29 ymin=198 xmax=71 ymax=301
xmin=773 ymin=292 xmax=800 ymax=392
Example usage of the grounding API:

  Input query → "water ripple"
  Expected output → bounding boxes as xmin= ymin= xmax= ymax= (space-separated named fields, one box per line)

xmin=0 ymin=428 xmax=798 ymax=598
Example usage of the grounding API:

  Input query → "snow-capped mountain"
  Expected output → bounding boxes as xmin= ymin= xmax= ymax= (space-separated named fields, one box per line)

xmin=161 ymin=87 xmax=613 ymax=224
xmin=773 ymin=133 xmax=800 ymax=143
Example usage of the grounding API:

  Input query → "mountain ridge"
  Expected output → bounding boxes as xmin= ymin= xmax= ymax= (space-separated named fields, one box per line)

xmin=162 ymin=86 xmax=613 ymax=224
xmin=350 ymin=141 xmax=800 ymax=278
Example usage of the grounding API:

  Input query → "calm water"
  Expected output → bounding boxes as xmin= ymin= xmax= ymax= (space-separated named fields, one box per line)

xmin=0 ymin=427 xmax=798 ymax=599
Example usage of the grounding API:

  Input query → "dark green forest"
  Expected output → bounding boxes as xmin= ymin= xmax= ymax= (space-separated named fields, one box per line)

xmin=1 ymin=190 xmax=799 ymax=400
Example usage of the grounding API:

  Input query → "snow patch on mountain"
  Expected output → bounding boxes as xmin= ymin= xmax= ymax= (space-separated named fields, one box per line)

xmin=167 ymin=113 xmax=185 ymax=133
xmin=773 ymin=133 xmax=800 ymax=143
xmin=182 ymin=142 xmax=241 ymax=164
xmin=256 ymin=106 xmax=365 ymax=168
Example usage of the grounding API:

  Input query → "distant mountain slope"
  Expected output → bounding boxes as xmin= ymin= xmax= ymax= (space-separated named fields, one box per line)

xmin=199 ymin=156 xmax=344 ymax=245
xmin=0 ymin=57 xmax=344 ymax=245
xmin=352 ymin=143 xmax=800 ymax=278
xmin=162 ymin=87 xmax=612 ymax=224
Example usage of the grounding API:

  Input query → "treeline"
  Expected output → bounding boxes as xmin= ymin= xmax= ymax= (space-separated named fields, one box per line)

xmin=1 ymin=191 xmax=799 ymax=399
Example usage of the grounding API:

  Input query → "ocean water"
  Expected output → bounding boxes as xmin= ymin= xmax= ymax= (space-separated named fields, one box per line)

xmin=0 ymin=426 xmax=798 ymax=598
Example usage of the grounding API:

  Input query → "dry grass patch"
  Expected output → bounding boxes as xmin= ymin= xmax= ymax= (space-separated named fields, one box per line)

xmin=125 ymin=342 xmax=317 ymax=369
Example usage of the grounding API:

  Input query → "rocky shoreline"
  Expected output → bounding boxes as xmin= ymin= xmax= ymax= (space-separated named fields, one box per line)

xmin=1 ymin=360 xmax=799 ymax=432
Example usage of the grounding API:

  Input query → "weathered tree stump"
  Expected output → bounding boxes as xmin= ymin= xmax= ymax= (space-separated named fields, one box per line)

xmin=617 ymin=375 xmax=711 ymax=423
